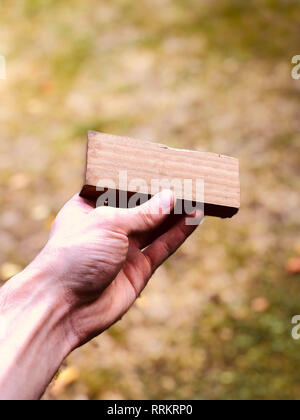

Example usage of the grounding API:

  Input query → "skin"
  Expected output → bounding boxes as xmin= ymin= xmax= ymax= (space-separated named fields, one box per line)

xmin=0 ymin=190 xmax=202 ymax=400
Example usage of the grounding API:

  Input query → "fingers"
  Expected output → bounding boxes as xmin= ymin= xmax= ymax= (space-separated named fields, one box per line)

xmin=93 ymin=190 xmax=176 ymax=235
xmin=143 ymin=210 xmax=203 ymax=275
xmin=132 ymin=213 xmax=187 ymax=250
xmin=121 ymin=190 xmax=176 ymax=234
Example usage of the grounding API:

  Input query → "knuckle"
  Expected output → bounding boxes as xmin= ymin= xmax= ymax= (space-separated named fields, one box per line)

xmin=177 ymin=223 xmax=188 ymax=240
xmin=160 ymin=239 xmax=173 ymax=256
xmin=139 ymin=208 xmax=154 ymax=228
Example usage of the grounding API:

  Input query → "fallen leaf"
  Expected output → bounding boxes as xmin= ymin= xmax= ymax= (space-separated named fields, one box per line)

xmin=251 ymin=297 xmax=270 ymax=313
xmin=286 ymin=257 xmax=300 ymax=275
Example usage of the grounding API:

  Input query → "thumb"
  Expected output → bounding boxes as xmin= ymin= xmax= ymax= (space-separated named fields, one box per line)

xmin=119 ymin=190 xmax=176 ymax=234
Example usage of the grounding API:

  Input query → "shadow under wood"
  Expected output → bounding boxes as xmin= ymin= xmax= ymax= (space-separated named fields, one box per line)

xmin=80 ymin=185 xmax=239 ymax=219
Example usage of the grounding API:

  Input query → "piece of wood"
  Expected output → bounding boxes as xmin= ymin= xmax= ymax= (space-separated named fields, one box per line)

xmin=80 ymin=131 xmax=240 ymax=218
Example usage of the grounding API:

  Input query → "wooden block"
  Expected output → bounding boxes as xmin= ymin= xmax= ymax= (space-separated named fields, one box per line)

xmin=80 ymin=131 xmax=240 ymax=218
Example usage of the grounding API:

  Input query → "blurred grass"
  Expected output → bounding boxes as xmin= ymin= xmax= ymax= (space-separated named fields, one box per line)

xmin=0 ymin=0 xmax=300 ymax=400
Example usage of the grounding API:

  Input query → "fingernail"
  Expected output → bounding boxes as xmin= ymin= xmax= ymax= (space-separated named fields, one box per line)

xmin=159 ymin=190 xmax=175 ymax=210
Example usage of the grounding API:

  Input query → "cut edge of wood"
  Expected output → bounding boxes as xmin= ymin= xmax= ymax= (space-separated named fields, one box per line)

xmin=87 ymin=130 xmax=239 ymax=164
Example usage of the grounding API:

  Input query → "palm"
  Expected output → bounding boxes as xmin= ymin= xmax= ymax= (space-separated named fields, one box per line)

xmin=69 ymin=235 xmax=155 ymax=344
xmin=51 ymin=194 xmax=201 ymax=347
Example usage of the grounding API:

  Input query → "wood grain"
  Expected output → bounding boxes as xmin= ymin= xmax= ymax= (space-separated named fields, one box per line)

xmin=80 ymin=131 xmax=240 ymax=218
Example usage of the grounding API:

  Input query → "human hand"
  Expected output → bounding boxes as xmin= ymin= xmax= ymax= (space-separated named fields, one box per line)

xmin=36 ymin=191 xmax=202 ymax=349
xmin=0 ymin=190 xmax=202 ymax=399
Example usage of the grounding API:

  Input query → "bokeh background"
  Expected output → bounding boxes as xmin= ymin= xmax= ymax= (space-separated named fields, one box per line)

xmin=1 ymin=0 xmax=300 ymax=400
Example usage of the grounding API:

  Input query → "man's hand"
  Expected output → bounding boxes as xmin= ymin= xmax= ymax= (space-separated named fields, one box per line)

xmin=36 ymin=191 xmax=201 ymax=348
xmin=0 ymin=191 xmax=202 ymax=399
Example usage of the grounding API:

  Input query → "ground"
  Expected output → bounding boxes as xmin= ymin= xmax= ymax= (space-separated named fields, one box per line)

xmin=0 ymin=0 xmax=300 ymax=400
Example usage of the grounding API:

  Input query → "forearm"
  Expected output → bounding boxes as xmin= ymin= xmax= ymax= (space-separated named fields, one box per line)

xmin=0 ymin=264 xmax=72 ymax=400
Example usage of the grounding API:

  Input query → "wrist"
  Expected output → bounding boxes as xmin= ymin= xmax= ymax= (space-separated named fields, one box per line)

xmin=1 ymin=261 xmax=74 ymax=354
xmin=0 ymin=262 xmax=73 ymax=399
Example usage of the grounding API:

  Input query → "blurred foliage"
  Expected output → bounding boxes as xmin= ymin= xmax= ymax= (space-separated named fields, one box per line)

xmin=0 ymin=0 xmax=300 ymax=400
